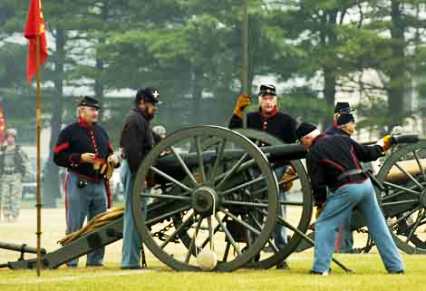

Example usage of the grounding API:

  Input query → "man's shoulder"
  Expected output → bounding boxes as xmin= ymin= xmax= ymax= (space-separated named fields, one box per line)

xmin=276 ymin=111 xmax=295 ymax=120
xmin=61 ymin=122 xmax=79 ymax=134
xmin=126 ymin=109 xmax=147 ymax=124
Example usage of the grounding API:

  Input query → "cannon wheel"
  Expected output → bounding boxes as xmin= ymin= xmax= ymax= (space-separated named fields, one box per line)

xmin=235 ymin=129 xmax=313 ymax=268
xmin=132 ymin=126 xmax=279 ymax=271
xmin=376 ymin=140 xmax=426 ymax=254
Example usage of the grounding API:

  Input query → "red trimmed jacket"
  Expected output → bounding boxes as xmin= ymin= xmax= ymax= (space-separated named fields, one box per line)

xmin=53 ymin=120 xmax=113 ymax=180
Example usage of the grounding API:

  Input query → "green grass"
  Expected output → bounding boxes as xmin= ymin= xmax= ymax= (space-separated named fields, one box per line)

xmin=1 ymin=254 xmax=425 ymax=291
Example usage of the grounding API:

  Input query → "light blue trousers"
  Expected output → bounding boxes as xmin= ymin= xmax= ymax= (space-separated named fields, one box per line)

xmin=313 ymin=179 xmax=404 ymax=273
xmin=120 ymin=160 xmax=142 ymax=268
xmin=65 ymin=172 xmax=107 ymax=266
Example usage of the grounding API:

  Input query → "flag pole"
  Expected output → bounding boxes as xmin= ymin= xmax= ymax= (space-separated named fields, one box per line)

xmin=35 ymin=33 xmax=42 ymax=277
xmin=241 ymin=0 xmax=249 ymax=128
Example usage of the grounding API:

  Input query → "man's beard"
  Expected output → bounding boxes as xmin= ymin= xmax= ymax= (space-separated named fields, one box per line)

xmin=144 ymin=108 xmax=154 ymax=120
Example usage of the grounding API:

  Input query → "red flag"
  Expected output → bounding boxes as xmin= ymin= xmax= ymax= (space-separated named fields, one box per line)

xmin=24 ymin=0 xmax=48 ymax=83
xmin=0 ymin=100 xmax=6 ymax=144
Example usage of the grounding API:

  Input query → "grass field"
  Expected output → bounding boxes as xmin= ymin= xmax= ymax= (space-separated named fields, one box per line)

xmin=1 ymin=209 xmax=426 ymax=291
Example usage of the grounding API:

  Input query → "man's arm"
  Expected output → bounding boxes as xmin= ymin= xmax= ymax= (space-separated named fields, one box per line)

xmin=53 ymin=128 xmax=82 ymax=169
xmin=306 ymin=153 xmax=327 ymax=206
xmin=350 ymin=138 xmax=384 ymax=162
xmin=120 ymin=116 xmax=145 ymax=174
xmin=229 ymin=114 xmax=243 ymax=129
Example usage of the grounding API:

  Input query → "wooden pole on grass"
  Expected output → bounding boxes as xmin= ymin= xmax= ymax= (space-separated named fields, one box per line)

xmin=241 ymin=0 xmax=249 ymax=128
xmin=35 ymin=34 xmax=42 ymax=277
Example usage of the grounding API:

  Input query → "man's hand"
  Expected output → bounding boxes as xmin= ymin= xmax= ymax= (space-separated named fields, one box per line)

xmin=81 ymin=153 xmax=96 ymax=164
xmin=376 ymin=135 xmax=393 ymax=152
xmin=233 ymin=94 xmax=251 ymax=119
xmin=280 ymin=166 xmax=297 ymax=192
xmin=107 ymin=153 xmax=120 ymax=166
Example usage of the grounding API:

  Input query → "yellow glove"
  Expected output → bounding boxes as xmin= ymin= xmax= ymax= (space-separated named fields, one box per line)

xmin=233 ymin=94 xmax=251 ymax=119
xmin=280 ymin=166 xmax=297 ymax=192
xmin=376 ymin=135 xmax=393 ymax=152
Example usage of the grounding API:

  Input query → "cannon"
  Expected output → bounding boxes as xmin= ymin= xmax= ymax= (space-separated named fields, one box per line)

xmin=2 ymin=125 xmax=424 ymax=271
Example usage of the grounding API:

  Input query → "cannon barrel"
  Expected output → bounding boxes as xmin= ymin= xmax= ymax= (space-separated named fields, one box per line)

xmin=0 ymin=242 xmax=46 ymax=255
xmin=156 ymin=143 xmax=306 ymax=170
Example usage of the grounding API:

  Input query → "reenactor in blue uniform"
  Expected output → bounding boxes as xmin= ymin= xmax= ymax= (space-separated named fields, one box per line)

xmin=324 ymin=102 xmax=352 ymax=136
xmin=54 ymin=96 xmax=119 ymax=267
xmin=296 ymin=122 xmax=404 ymax=275
xmin=119 ymin=87 xmax=159 ymax=269
xmin=326 ymin=109 xmax=357 ymax=253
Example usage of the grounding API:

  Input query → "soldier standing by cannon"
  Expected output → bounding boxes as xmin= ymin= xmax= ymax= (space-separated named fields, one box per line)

xmin=325 ymin=104 xmax=357 ymax=253
xmin=229 ymin=84 xmax=298 ymax=269
xmin=119 ymin=87 xmax=160 ymax=269
xmin=53 ymin=96 xmax=119 ymax=267
xmin=296 ymin=122 xmax=404 ymax=275
xmin=0 ymin=128 xmax=30 ymax=222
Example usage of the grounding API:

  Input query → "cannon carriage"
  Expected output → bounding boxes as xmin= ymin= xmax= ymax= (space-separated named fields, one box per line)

xmin=2 ymin=125 xmax=425 ymax=271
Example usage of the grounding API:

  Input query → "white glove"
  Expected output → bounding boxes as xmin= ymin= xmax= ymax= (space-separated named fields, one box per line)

xmin=107 ymin=153 xmax=121 ymax=166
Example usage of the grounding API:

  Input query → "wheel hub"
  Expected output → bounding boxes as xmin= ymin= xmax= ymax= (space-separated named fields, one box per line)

xmin=192 ymin=186 xmax=219 ymax=216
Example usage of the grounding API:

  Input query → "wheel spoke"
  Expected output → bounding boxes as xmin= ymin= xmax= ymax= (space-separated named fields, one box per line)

xmin=257 ymin=199 xmax=304 ymax=207
xmin=221 ymin=175 xmax=265 ymax=195
xmin=248 ymin=212 xmax=279 ymax=253
xmin=222 ymin=200 xmax=269 ymax=208
xmin=413 ymin=150 xmax=426 ymax=181
xmin=170 ymin=146 xmax=198 ymax=187
xmin=160 ymin=212 xmax=195 ymax=249
xmin=220 ymin=208 xmax=261 ymax=236
xmin=207 ymin=216 xmax=213 ymax=250
xmin=389 ymin=206 xmax=422 ymax=228
xmin=194 ymin=136 xmax=207 ymax=184
xmin=381 ymin=199 xmax=419 ymax=207
xmin=200 ymin=218 xmax=224 ymax=249
xmin=150 ymin=166 xmax=193 ymax=192
xmin=250 ymin=175 xmax=298 ymax=197
xmin=216 ymin=153 xmax=249 ymax=189
xmin=215 ymin=213 xmax=241 ymax=255
xmin=383 ymin=181 xmax=421 ymax=196
xmin=208 ymin=139 xmax=227 ymax=184
xmin=146 ymin=205 xmax=191 ymax=225
xmin=394 ymin=162 xmax=424 ymax=190
xmin=185 ymin=217 xmax=203 ymax=264
xmin=222 ymin=242 xmax=231 ymax=262
xmin=405 ymin=209 xmax=424 ymax=243
xmin=382 ymin=184 xmax=420 ymax=201
xmin=140 ymin=193 xmax=192 ymax=201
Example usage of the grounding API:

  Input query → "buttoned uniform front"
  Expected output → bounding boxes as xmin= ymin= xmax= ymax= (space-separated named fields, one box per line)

xmin=306 ymin=134 xmax=404 ymax=273
xmin=229 ymin=109 xmax=297 ymax=252
xmin=119 ymin=107 xmax=154 ymax=269
xmin=54 ymin=119 xmax=114 ymax=267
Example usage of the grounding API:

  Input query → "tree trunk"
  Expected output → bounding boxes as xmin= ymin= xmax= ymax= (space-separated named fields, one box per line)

xmin=191 ymin=65 xmax=203 ymax=124
xmin=387 ymin=0 xmax=405 ymax=130
xmin=321 ymin=10 xmax=338 ymax=129
xmin=43 ymin=27 xmax=65 ymax=208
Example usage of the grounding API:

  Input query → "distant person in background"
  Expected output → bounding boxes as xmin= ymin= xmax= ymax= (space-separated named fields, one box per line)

xmin=0 ymin=128 xmax=31 ymax=222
